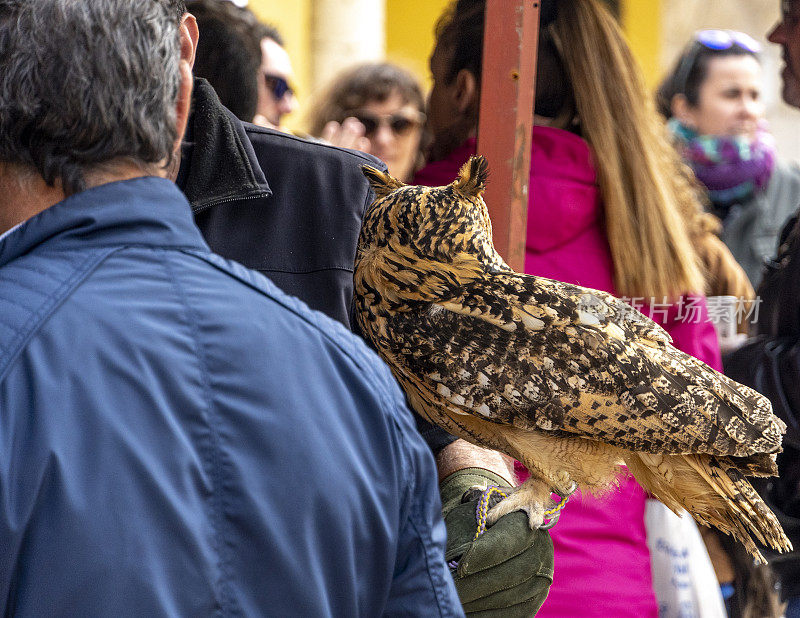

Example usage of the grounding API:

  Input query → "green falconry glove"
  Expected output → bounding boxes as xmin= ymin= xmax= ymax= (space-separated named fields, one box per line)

xmin=440 ymin=468 xmax=554 ymax=617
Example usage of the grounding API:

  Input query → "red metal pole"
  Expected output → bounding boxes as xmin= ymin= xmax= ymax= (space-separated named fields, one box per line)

xmin=476 ymin=1 xmax=540 ymax=272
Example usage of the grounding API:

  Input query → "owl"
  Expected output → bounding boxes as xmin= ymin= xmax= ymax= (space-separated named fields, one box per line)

xmin=354 ymin=156 xmax=790 ymax=561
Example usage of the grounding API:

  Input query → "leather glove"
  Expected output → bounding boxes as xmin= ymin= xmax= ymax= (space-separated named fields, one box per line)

xmin=440 ymin=468 xmax=554 ymax=617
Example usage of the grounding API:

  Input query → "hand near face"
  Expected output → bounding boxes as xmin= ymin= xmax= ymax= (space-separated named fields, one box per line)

xmin=321 ymin=117 xmax=371 ymax=152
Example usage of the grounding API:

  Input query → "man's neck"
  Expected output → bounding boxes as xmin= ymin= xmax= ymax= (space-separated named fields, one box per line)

xmin=0 ymin=162 xmax=162 ymax=235
xmin=0 ymin=167 xmax=64 ymax=235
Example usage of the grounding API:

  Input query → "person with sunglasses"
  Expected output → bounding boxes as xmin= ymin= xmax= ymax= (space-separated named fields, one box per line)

xmin=724 ymin=4 xmax=800 ymax=618
xmin=253 ymin=24 xmax=298 ymax=131
xmin=658 ymin=30 xmax=800 ymax=293
xmin=306 ymin=62 xmax=427 ymax=181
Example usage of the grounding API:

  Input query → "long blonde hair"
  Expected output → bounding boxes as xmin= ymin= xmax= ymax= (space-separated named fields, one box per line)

xmin=551 ymin=0 xmax=704 ymax=298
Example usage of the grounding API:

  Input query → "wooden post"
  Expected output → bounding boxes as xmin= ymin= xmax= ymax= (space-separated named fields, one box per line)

xmin=476 ymin=1 xmax=540 ymax=272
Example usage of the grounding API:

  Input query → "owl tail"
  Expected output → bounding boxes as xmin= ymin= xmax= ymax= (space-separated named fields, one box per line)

xmin=625 ymin=452 xmax=792 ymax=563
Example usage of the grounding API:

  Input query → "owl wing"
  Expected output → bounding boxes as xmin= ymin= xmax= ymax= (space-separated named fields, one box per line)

xmin=383 ymin=270 xmax=782 ymax=457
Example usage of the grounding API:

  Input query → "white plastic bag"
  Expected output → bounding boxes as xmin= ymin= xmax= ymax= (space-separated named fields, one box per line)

xmin=645 ymin=499 xmax=727 ymax=618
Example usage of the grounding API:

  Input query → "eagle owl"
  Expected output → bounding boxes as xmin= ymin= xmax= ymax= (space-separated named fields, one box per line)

xmin=354 ymin=156 xmax=790 ymax=561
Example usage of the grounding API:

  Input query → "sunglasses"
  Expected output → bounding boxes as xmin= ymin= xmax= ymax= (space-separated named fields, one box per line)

xmin=673 ymin=30 xmax=761 ymax=96
xmin=350 ymin=110 xmax=425 ymax=138
xmin=264 ymin=74 xmax=294 ymax=100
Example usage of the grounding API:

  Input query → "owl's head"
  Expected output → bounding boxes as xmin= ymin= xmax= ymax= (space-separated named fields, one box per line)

xmin=359 ymin=156 xmax=493 ymax=260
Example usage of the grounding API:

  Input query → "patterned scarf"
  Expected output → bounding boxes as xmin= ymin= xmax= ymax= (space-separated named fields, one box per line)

xmin=669 ymin=119 xmax=776 ymax=215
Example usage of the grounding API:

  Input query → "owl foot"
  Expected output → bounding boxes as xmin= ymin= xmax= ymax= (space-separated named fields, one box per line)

xmin=486 ymin=478 xmax=553 ymax=529
xmin=554 ymin=480 xmax=578 ymax=499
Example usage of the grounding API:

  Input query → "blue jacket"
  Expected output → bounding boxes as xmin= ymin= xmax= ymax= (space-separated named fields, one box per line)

xmin=0 ymin=177 xmax=462 ymax=617
xmin=182 ymin=79 xmax=457 ymax=456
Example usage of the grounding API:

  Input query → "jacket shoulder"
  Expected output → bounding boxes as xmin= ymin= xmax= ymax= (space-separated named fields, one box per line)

xmin=181 ymin=248 xmax=403 ymax=398
xmin=0 ymin=246 xmax=116 ymax=381
xmin=243 ymin=125 xmax=387 ymax=173
xmin=775 ymin=159 xmax=800 ymax=184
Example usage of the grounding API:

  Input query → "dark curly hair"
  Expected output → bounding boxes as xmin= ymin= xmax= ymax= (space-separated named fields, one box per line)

xmin=188 ymin=0 xmax=267 ymax=121
xmin=433 ymin=0 xmax=572 ymax=119
xmin=306 ymin=63 xmax=424 ymax=137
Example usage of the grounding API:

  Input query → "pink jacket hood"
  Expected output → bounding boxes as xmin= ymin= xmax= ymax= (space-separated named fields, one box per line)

xmin=523 ymin=127 xmax=615 ymax=291
xmin=412 ymin=137 xmax=479 ymax=188
xmin=526 ymin=126 xmax=602 ymax=253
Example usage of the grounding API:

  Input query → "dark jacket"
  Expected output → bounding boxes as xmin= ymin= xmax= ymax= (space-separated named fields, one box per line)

xmin=178 ymin=79 xmax=382 ymax=328
xmin=724 ymin=214 xmax=800 ymax=599
xmin=0 ymin=176 xmax=462 ymax=616
xmin=180 ymin=80 xmax=456 ymax=453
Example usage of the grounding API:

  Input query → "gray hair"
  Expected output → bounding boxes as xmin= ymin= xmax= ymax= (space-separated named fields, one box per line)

xmin=0 ymin=0 xmax=182 ymax=195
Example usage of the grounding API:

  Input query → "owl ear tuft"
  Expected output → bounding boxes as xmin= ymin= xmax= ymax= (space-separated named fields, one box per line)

xmin=453 ymin=155 xmax=489 ymax=197
xmin=362 ymin=165 xmax=404 ymax=198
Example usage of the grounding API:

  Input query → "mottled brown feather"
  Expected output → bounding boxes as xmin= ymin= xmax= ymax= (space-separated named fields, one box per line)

xmin=354 ymin=157 xmax=791 ymax=560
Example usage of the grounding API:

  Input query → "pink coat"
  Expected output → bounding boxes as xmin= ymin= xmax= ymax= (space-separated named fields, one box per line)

xmin=415 ymin=128 xmax=722 ymax=617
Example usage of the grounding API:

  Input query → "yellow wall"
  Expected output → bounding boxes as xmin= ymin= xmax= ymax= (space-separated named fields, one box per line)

xmin=389 ymin=0 xmax=666 ymax=93
xmin=386 ymin=0 xmax=451 ymax=90
xmin=249 ymin=0 xmax=451 ymax=95
xmin=245 ymin=0 xmax=663 ymax=125
xmin=621 ymin=0 xmax=662 ymax=88
xmin=248 ymin=0 xmax=312 ymax=128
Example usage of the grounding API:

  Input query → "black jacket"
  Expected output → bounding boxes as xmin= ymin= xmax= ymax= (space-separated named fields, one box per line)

xmin=178 ymin=79 xmax=381 ymax=327
xmin=724 ymin=214 xmax=800 ymax=600
xmin=178 ymin=80 xmax=456 ymax=454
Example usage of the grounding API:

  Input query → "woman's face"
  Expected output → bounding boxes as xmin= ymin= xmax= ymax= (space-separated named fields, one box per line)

xmin=352 ymin=91 xmax=424 ymax=182
xmin=682 ymin=55 xmax=765 ymax=139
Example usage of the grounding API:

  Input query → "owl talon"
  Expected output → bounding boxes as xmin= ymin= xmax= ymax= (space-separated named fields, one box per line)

xmin=554 ymin=480 xmax=578 ymax=499
xmin=486 ymin=489 xmax=547 ymax=529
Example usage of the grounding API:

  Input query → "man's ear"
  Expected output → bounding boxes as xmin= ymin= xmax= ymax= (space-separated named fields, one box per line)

xmin=172 ymin=59 xmax=194 ymax=158
xmin=180 ymin=13 xmax=199 ymax=69
xmin=670 ymin=94 xmax=696 ymax=128
xmin=454 ymin=69 xmax=478 ymax=115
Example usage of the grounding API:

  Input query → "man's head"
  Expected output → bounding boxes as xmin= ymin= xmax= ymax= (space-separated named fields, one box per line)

xmin=255 ymin=25 xmax=298 ymax=129
xmin=426 ymin=0 xmax=483 ymax=161
xmin=769 ymin=0 xmax=800 ymax=108
xmin=188 ymin=0 xmax=263 ymax=122
xmin=426 ymin=0 xmax=570 ymax=161
xmin=0 ymin=0 xmax=191 ymax=196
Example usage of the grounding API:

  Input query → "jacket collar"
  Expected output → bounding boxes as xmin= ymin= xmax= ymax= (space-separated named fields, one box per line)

xmin=0 ymin=177 xmax=208 ymax=268
xmin=177 ymin=78 xmax=272 ymax=213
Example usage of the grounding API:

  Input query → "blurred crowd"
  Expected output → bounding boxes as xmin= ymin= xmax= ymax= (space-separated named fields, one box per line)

xmin=1 ymin=0 xmax=800 ymax=616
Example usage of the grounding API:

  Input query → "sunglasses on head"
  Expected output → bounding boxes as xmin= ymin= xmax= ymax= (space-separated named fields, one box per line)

xmin=673 ymin=30 xmax=761 ymax=97
xmin=350 ymin=110 xmax=425 ymax=138
xmin=694 ymin=29 xmax=760 ymax=53
xmin=264 ymin=74 xmax=293 ymax=100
